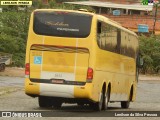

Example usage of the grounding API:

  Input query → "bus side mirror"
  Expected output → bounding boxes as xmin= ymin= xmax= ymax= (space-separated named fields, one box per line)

xmin=138 ymin=57 xmax=144 ymax=68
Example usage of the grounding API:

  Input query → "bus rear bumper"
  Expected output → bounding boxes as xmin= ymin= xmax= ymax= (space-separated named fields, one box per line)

xmin=25 ymin=78 xmax=94 ymax=101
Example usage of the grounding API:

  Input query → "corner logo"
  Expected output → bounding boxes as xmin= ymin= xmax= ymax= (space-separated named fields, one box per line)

xmin=141 ymin=0 xmax=159 ymax=5
xmin=1 ymin=1 xmax=32 ymax=5
xmin=2 ymin=112 xmax=11 ymax=117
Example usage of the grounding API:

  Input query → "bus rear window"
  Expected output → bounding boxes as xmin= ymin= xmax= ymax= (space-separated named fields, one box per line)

xmin=33 ymin=11 xmax=92 ymax=38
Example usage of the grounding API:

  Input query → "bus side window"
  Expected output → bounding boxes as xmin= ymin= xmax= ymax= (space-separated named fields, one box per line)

xmin=97 ymin=22 xmax=102 ymax=34
xmin=116 ymin=29 xmax=121 ymax=54
xmin=97 ymin=21 xmax=102 ymax=47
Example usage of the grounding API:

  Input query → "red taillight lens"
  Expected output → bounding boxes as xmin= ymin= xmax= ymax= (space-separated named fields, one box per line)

xmin=87 ymin=67 xmax=93 ymax=80
xmin=25 ymin=63 xmax=30 ymax=75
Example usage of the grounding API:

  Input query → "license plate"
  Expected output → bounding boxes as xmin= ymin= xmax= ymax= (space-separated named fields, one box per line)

xmin=51 ymin=79 xmax=64 ymax=84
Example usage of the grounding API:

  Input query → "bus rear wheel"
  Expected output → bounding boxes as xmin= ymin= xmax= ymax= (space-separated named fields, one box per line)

xmin=51 ymin=98 xmax=63 ymax=109
xmin=77 ymin=102 xmax=85 ymax=106
xmin=91 ymin=92 xmax=103 ymax=111
xmin=38 ymin=96 xmax=52 ymax=108
xmin=121 ymin=87 xmax=132 ymax=109
xmin=102 ymin=88 xmax=110 ymax=110
xmin=121 ymin=101 xmax=130 ymax=108
xmin=52 ymin=102 xmax=62 ymax=109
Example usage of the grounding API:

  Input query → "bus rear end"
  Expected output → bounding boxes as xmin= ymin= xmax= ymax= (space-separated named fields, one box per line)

xmin=25 ymin=9 xmax=96 ymax=107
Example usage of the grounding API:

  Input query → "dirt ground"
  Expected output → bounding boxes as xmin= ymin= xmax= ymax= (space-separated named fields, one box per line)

xmin=0 ymin=67 xmax=25 ymax=77
xmin=0 ymin=67 xmax=159 ymax=81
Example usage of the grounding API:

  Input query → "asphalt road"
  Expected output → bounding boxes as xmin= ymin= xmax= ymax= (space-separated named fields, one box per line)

xmin=0 ymin=76 xmax=160 ymax=120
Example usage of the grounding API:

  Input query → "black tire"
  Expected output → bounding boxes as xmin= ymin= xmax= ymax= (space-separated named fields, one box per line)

xmin=102 ymin=88 xmax=110 ymax=110
xmin=121 ymin=101 xmax=130 ymax=108
xmin=52 ymin=101 xmax=62 ymax=109
xmin=91 ymin=92 xmax=103 ymax=111
xmin=38 ymin=96 xmax=52 ymax=108
xmin=77 ymin=102 xmax=85 ymax=106
xmin=121 ymin=88 xmax=132 ymax=109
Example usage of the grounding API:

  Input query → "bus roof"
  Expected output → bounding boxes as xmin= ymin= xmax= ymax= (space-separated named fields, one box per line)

xmin=33 ymin=9 xmax=137 ymax=37
xmin=33 ymin=9 xmax=95 ymax=16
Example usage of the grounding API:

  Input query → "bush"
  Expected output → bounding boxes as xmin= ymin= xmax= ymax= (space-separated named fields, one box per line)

xmin=139 ymin=35 xmax=160 ymax=74
xmin=0 ymin=12 xmax=30 ymax=67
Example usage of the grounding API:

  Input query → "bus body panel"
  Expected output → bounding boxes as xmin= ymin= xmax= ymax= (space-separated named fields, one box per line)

xmin=93 ymin=47 xmax=136 ymax=101
xmin=30 ymin=49 xmax=89 ymax=82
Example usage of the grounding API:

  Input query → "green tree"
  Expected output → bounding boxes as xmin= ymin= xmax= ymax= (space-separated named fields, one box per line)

xmin=0 ymin=11 xmax=30 ymax=67
xmin=139 ymin=35 xmax=160 ymax=74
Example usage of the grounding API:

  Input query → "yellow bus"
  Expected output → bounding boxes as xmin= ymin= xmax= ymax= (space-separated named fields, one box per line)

xmin=25 ymin=9 xmax=140 ymax=111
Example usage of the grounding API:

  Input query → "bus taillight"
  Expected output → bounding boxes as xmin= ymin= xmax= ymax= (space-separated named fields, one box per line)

xmin=87 ymin=67 xmax=93 ymax=81
xmin=25 ymin=63 xmax=30 ymax=75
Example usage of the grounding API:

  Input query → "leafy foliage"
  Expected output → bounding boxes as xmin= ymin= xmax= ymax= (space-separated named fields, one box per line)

xmin=0 ymin=11 xmax=30 ymax=67
xmin=139 ymin=35 xmax=160 ymax=74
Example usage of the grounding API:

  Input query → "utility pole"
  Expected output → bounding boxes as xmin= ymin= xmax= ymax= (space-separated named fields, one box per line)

xmin=153 ymin=1 xmax=159 ymax=34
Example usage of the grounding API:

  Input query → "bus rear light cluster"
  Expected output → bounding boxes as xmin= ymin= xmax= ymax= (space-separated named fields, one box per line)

xmin=87 ymin=67 xmax=93 ymax=80
xmin=25 ymin=63 xmax=30 ymax=75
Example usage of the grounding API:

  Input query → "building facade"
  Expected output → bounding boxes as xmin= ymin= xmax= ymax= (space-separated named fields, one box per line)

xmin=64 ymin=0 xmax=160 ymax=35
